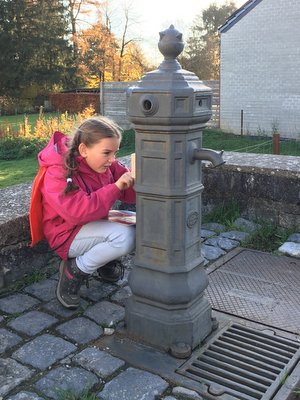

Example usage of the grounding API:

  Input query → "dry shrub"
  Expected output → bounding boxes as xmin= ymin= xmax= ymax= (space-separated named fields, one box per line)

xmin=0 ymin=106 xmax=98 ymax=159
xmin=2 ymin=105 xmax=97 ymax=140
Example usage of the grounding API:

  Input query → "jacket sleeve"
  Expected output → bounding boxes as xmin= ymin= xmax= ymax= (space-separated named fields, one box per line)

xmin=42 ymin=165 xmax=122 ymax=226
xmin=110 ymin=161 xmax=136 ymax=204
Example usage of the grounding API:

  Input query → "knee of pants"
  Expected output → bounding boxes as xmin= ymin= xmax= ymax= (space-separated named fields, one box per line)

xmin=117 ymin=226 xmax=136 ymax=255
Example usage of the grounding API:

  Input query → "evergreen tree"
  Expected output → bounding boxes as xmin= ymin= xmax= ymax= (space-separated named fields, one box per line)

xmin=0 ymin=0 xmax=76 ymax=102
xmin=179 ymin=1 xmax=237 ymax=80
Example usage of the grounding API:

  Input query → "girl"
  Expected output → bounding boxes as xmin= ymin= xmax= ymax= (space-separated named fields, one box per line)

xmin=38 ymin=116 xmax=136 ymax=309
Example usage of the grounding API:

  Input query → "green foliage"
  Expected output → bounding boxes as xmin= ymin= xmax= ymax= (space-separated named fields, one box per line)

xmin=0 ymin=137 xmax=47 ymax=160
xmin=0 ymin=96 xmax=35 ymax=115
xmin=203 ymin=202 xmax=295 ymax=252
xmin=0 ymin=0 xmax=146 ymax=103
xmin=280 ymin=369 xmax=289 ymax=385
xmin=0 ymin=127 xmax=135 ymax=161
xmin=0 ymin=127 xmax=135 ymax=188
xmin=202 ymin=1 xmax=238 ymax=33
xmin=203 ymin=128 xmax=300 ymax=156
xmin=293 ymin=387 xmax=300 ymax=396
xmin=203 ymin=200 xmax=240 ymax=229
xmin=243 ymin=223 xmax=294 ymax=253
xmin=120 ymin=129 xmax=135 ymax=155
xmin=0 ymin=0 xmax=75 ymax=100
xmin=203 ymin=129 xmax=267 ymax=151
xmin=179 ymin=2 xmax=237 ymax=79
xmin=0 ymin=112 xmax=58 ymax=127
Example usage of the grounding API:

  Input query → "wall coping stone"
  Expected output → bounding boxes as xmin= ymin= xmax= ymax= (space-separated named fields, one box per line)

xmin=1 ymin=153 xmax=299 ymax=227
xmin=222 ymin=152 xmax=300 ymax=172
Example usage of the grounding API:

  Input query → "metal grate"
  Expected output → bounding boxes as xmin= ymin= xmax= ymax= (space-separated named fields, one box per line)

xmin=177 ymin=324 xmax=300 ymax=400
xmin=205 ymin=249 xmax=300 ymax=334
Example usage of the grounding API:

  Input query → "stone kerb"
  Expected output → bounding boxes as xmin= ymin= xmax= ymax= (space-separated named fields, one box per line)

xmin=0 ymin=153 xmax=299 ymax=289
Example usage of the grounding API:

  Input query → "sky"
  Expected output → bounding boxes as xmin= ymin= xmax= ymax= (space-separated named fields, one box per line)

xmin=107 ymin=0 xmax=247 ymax=63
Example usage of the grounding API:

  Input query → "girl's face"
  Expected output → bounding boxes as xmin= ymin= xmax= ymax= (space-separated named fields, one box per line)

xmin=78 ymin=137 xmax=120 ymax=173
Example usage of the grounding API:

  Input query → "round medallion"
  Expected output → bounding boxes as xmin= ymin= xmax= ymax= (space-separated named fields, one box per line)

xmin=187 ymin=211 xmax=199 ymax=228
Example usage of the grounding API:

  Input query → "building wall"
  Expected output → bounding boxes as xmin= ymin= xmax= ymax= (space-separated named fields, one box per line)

xmin=220 ymin=0 xmax=300 ymax=139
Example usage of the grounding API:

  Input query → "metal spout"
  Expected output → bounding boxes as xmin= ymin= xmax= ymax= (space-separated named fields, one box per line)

xmin=192 ymin=148 xmax=225 ymax=167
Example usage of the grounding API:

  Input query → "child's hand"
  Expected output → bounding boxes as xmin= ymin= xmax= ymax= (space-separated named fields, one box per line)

xmin=115 ymin=172 xmax=135 ymax=191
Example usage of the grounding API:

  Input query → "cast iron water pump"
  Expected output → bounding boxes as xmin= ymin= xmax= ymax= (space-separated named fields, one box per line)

xmin=125 ymin=25 xmax=224 ymax=357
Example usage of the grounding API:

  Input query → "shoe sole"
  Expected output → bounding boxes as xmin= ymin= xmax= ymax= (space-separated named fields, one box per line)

xmin=56 ymin=260 xmax=79 ymax=309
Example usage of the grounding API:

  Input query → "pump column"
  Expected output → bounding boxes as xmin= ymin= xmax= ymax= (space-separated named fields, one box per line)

xmin=125 ymin=25 xmax=222 ymax=356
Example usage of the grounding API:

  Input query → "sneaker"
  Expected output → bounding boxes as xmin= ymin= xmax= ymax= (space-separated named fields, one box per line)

xmin=97 ymin=260 xmax=124 ymax=283
xmin=56 ymin=259 xmax=89 ymax=309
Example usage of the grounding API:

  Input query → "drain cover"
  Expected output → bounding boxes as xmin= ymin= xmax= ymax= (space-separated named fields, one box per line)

xmin=177 ymin=323 xmax=300 ymax=400
xmin=205 ymin=249 xmax=300 ymax=334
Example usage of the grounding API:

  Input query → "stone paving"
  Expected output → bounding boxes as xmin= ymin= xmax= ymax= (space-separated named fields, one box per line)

xmin=0 ymin=218 xmax=299 ymax=400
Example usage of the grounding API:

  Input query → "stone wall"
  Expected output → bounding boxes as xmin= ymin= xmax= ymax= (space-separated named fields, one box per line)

xmin=202 ymin=153 xmax=300 ymax=228
xmin=0 ymin=183 xmax=57 ymax=289
xmin=1 ymin=153 xmax=299 ymax=289
xmin=100 ymin=82 xmax=135 ymax=130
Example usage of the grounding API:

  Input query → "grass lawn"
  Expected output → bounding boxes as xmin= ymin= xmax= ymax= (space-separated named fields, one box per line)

xmin=1 ymin=124 xmax=299 ymax=189
xmin=203 ymin=129 xmax=300 ymax=156
xmin=0 ymin=156 xmax=39 ymax=188
xmin=0 ymin=145 xmax=134 ymax=188
xmin=0 ymin=112 xmax=60 ymax=129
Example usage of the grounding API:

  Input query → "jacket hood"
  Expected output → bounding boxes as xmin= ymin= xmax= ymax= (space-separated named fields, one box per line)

xmin=38 ymin=131 xmax=69 ymax=168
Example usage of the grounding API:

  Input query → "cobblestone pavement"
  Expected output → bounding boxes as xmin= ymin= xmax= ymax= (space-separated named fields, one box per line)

xmin=0 ymin=219 xmax=299 ymax=400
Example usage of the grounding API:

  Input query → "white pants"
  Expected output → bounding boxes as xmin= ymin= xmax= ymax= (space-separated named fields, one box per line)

xmin=68 ymin=220 xmax=136 ymax=274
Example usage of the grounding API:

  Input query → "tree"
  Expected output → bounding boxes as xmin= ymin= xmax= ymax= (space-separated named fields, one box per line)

xmin=77 ymin=17 xmax=148 ymax=85
xmin=64 ymin=0 xmax=102 ymax=59
xmin=76 ymin=20 xmax=119 ymax=84
xmin=115 ymin=3 xmax=137 ymax=81
xmin=94 ymin=0 xmax=148 ymax=81
xmin=0 ymin=0 xmax=149 ymax=110
xmin=119 ymin=41 xmax=149 ymax=81
xmin=179 ymin=1 xmax=237 ymax=79
xmin=0 ymin=0 xmax=76 ymax=102
xmin=76 ymin=1 xmax=149 ymax=85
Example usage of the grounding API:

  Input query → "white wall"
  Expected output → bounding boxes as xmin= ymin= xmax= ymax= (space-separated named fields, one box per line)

xmin=220 ymin=0 xmax=300 ymax=138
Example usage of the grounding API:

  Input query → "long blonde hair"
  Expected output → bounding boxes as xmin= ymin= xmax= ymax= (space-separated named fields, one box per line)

xmin=64 ymin=116 xmax=122 ymax=194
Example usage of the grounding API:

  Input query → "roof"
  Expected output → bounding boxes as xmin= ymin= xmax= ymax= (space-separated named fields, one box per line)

xmin=218 ymin=0 xmax=263 ymax=33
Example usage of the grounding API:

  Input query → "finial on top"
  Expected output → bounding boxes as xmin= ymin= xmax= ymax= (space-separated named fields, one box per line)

xmin=158 ymin=25 xmax=184 ymax=60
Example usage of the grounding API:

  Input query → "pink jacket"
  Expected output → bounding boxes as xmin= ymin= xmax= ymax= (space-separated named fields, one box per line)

xmin=38 ymin=131 xmax=136 ymax=260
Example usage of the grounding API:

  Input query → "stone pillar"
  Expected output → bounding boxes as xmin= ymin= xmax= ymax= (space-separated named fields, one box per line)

xmin=125 ymin=25 xmax=222 ymax=357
